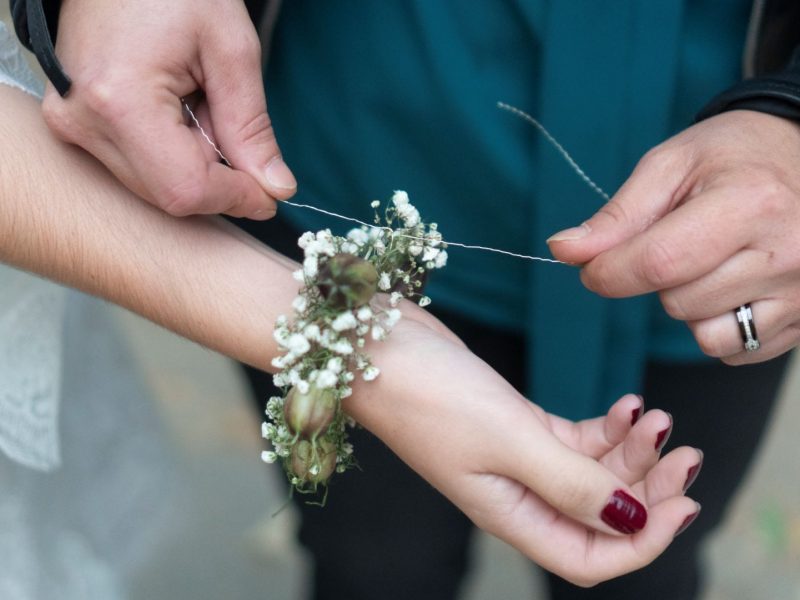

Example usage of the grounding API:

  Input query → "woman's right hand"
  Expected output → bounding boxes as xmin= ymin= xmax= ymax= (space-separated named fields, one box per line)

xmin=347 ymin=303 xmax=701 ymax=586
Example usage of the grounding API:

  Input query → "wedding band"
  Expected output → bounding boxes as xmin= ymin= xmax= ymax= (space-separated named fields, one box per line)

xmin=735 ymin=304 xmax=760 ymax=352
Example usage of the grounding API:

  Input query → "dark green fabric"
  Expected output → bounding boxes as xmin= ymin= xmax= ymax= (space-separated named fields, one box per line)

xmin=265 ymin=0 xmax=752 ymax=418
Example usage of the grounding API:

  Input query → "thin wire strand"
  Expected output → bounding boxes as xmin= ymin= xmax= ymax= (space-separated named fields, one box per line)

xmin=496 ymin=102 xmax=609 ymax=201
xmin=179 ymin=99 xmax=602 ymax=265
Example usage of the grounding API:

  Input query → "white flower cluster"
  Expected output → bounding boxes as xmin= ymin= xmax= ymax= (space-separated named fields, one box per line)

xmin=261 ymin=192 xmax=448 ymax=496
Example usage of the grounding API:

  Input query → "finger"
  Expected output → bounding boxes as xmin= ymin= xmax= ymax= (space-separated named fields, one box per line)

xmin=719 ymin=321 xmax=800 ymax=365
xmin=547 ymin=145 xmax=688 ymax=265
xmin=579 ymin=187 xmax=753 ymax=297
xmin=545 ymin=394 xmax=644 ymax=457
xmin=686 ymin=298 xmax=796 ymax=358
xmin=591 ymin=497 xmax=702 ymax=580
xmin=599 ymin=409 xmax=673 ymax=485
xmin=200 ymin=23 xmax=297 ymax=205
xmin=109 ymin=95 xmax=276 ymax=218
xmin=512 ymin=495 xmax=701 ymax=586
xmin=658 ymin=248 xmax=781 ymax=321
xmin=635 ymin=446 xmax=704 ymax=505
xmin=496 ymin=409 xmax=650 ymax=537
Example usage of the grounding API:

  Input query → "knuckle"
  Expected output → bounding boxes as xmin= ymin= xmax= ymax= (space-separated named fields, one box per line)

xmin=595 ymin=199 xmax=630 ymax=228
xmin=236 ymin=111 xmax=276 ymax=148
xmin=159 ymin=174 xmax=208 ymax=217
xmin=552 ymin=474 xmax=596 ymax=514
xmin=659 ymin=290 xmax=688 ymax=321
xmin=221 ymin=30 xmax=262 ymax=65
xmin=692 ymin=324 xmax=725 ymax=357
xmin=637 ymin=238 xmax=680 ymax=289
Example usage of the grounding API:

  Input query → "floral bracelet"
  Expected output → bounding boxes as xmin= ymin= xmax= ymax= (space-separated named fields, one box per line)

xmin=261 ymin=191 xmax=447 ymax=499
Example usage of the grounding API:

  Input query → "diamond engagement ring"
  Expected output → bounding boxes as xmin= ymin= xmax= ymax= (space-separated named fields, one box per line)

xmin=735 ymin=304 xmax=760 ymax=353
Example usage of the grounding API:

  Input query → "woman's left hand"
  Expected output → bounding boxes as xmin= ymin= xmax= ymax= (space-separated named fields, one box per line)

xmin=348 ymin=304 xmax=701 ymax=587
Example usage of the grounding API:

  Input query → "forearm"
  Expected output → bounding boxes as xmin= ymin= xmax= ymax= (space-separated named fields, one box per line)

xmin=0 ymin=85 xmax=291 ymax=371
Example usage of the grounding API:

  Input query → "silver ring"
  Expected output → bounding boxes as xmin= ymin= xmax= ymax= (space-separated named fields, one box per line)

xmin=735 ymin=304 xmax=760 ymax=352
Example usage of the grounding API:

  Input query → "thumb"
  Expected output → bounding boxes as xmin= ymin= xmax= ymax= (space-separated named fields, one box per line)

xmin=201 ymin=26 xmax=297 ymax=211
xmin=546 ymin=147 xmax=686 ymax=265
xmin=501 ymin=410 xmax=649 ymax=536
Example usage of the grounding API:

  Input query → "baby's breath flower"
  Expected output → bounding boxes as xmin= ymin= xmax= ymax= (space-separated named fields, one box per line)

xmin=303 ymin=324 xmax=321 ymax=342
xmin=332 ymin=311 xmax=358 ymax=332
xmin=392 ymin=190 xmax=410 ymax=206
xmin=292 ymin=295 xmax=308 ymax=313
xmin=347 ymin=228 xmax=369 ymax=246
xmin=331 ymin=339 xmax=354 ymax=355
xmin=303 ymin=256 xmax=318 ymax=278
xmin=422 ymin=246 xmax=440 ymax=262
xmin=266 ymin=192 xmax=446 ymax=496
xmin=316 ymin=369 xmax=338 ymax=389
xmin=363 ymin=366 xmax=380 ymax=381
xmin=287 ymin=333 xmax=311 ymax=356
xmin=385 ymin=309 xmax=402 ymax=328
xmin=298 ymin=231 xmax=315 ymax=249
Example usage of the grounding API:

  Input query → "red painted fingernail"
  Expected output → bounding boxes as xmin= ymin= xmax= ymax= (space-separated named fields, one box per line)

xmin=655 ymin=414 xmax=673 ymax=451
xmin=674 ymin=504 xmax=701 ymax=537
xmin=631 ymin=407 xmax=642 ymax=426
xmin=601 ymin=490 xmax=648 ymax=534
xmin=683 ymin=450 xmax=704 ymax=492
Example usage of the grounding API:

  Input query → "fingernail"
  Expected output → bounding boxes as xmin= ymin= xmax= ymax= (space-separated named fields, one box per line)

xmin=655 ymin=413 xmax=673 ymax=452
xmin=683 ymin=450 xmax=704 ymax=492
xmin=601 ymin=490 xmax=648 ymax=534
xmin=546 ymin=222 xmax=591 ymax=243
xmin=674 ymin=503 xmax=701 ymax=538
xmin=631 ymin=395 xmax=644 ymax=425
xmin=265 ymin=156 xmax=297 ymax=190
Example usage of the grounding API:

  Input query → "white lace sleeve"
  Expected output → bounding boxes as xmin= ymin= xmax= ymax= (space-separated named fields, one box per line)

xmin=0 ymin=23 xmax=63 ymax=471
xmin=0 ymin=268 xmax=66 ymax=471
xmin=0 ymin=22 xmax=44 ymax=98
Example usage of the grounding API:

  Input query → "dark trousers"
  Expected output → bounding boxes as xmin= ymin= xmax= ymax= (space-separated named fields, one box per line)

xmin=234 ymin=216 xmax=789 ymax=600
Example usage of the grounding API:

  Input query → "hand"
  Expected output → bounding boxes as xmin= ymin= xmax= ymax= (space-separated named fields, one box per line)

xmin=348 ymin=304 xmax=701 ymax=586
xmin=41 ymin=0 xmax=296 ymax=218
xmin=548 ymin=110 xmax=800 ymax=365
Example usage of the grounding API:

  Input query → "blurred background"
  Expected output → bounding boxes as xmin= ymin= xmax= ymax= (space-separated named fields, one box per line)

xmin=3 ymin=7 xmax=799 ymax=599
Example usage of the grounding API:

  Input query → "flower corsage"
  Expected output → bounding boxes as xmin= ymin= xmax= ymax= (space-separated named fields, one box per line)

xmin=261 ymin=191 xmax=447 ymax=498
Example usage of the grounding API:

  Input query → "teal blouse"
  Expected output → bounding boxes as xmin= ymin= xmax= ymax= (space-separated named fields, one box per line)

xmin=265 ymin=0 xmax=753 ymax=419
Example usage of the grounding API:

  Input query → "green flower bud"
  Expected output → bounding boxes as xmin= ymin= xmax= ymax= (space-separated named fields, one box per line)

xmin=317 ymin=254 xmax=378 ymax=309
xmin=290 ymin=438 xmax=337 ymax=485
xmin=284 ymin=384 xmax=337 ymax=439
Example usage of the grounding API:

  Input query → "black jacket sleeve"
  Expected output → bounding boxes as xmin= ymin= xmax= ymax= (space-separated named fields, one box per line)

xmin=10 ymin=0 xmax=71 ymax=96
xmin=697 ymin=0 xmax=800 ymax=123
xmin=696 ymin=48 xmax=800 ymax=123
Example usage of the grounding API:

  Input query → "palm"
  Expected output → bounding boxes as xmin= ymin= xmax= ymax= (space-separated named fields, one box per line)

xmin=358 ymin=307 xmax=701 ymax=586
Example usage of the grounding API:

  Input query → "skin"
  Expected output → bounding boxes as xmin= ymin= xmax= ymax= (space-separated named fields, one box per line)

xmin=43 ymin=0 xmax=296 ymax=219
xmin=0 ymin=84 xmax=701 ymax=586
xmin=549 ymin=110 xmax=800 ymax=366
